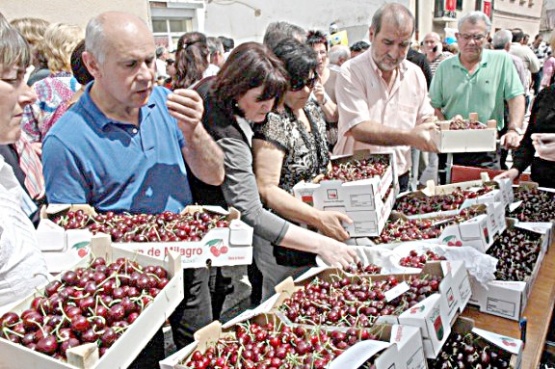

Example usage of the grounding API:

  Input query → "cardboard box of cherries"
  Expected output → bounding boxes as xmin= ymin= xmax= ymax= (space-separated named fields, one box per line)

xmin=0 ymin=234 xmax=184 ymax=369
xmin=37 ymin=204 xmax=253 ymax=270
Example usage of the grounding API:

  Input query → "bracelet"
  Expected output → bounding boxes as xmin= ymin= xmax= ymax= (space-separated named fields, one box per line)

xmin=319 ymin=96 xmax=328 ymax=106
xmin=507 ymin=128 xmax=523 ymax=135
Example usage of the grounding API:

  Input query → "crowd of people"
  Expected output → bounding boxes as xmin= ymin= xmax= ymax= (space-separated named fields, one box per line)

xmin=1 ymin=3 xmax=555 ymax=368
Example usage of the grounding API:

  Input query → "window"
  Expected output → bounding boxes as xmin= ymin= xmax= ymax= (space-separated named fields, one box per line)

xmin=152 ymin=18 xmax=193 ymax=50
xmin=457 ymin=0 xmax=463 ymax=10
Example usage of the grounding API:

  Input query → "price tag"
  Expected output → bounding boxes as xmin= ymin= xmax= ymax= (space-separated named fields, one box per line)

xmin=508 ymin=201 xmax=523 ymax=212
xmin=384 ymin=281 xmax=410 ymax=302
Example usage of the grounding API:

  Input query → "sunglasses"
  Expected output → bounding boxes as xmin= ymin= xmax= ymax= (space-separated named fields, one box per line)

xmin=290 ymin=75 xmax=318 ymax=91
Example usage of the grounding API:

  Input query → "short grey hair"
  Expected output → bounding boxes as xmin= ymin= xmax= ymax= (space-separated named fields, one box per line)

xmin=492 ymin=29 xmax=512 ymax=50
xmin=263 ymin=21 xmax=307 ymax=52
xmin=458 ymin=11 xmax=491 ymax=33
xmin=328 ymin=45 xmax=350 ymax=65
xmin=85 ymin=15 xmax=109 ymax=65
xmin=371 ymin=3 xmax=415 ymax=36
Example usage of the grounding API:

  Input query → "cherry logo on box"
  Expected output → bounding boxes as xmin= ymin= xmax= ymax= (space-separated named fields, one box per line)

xmin=501 ymin=338 xmax=518 ymax=347
xmin=205 ymin=239 xmax=228 ymax=257
xmin=409 ymin=305 xmax=425 ymax=314
xmin=72 ymin=241 xmax=90 ymax=258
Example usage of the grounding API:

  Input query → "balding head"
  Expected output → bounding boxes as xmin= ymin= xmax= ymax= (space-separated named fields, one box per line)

xmin=370 ymin=3 xmax=414 ymax=36
xmin=86 ymin=12 xmax=153 ymax=65
xmin=328 ymin=44 xmax=350 ymax=66
xmin=423 ymin=32 xmax=443 ymax=55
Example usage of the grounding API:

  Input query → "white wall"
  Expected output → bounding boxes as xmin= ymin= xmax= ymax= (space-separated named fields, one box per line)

xmin=203 ymin=0 xmax=409 ymax=45
xmin=1 ymin=0 xmax=150 ymax=30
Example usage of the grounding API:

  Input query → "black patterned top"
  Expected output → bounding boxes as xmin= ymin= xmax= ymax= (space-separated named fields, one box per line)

xmin=254 ymin=100 xmax=330 ymax=194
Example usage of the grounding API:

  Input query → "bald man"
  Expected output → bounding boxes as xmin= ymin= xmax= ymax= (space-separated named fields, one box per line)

xmin=422 ymin=32 xmax=453 ymax=75
xmin=42 ymin=11 xmax=224 ymax=368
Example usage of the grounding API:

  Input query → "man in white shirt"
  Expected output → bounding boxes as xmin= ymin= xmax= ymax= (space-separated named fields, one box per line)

xmin=510 ymin=28 xmax=539 ymax=109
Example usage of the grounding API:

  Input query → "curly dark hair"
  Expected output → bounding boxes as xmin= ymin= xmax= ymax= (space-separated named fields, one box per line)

xmin=272 ymin=38 xmax=318 ymax=89
xmin=306 ymin=29 xmax=328 ymax=51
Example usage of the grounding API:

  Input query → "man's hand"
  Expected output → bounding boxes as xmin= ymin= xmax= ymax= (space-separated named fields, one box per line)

xmin=500 ymin=131 xmax=522 ymax=150
xmin=166 ymin=89 xmax=204 ymax=135
xmin=317 ymin=240 xmax=358 ymax=269
xmin=409 ymin=122 xmax=439 ymax=152
xmin=316 ymin=210 xmax=352 ymax=242
xmin=532 ymin=133 xmax=555 ymax=161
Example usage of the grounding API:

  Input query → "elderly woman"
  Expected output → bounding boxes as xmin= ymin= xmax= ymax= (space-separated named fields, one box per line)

xmin=306 ymin=30 xmax=338 ymax=148
xmin=253 ymin=39 xmax=352 ymax=293
xmin=21 ymin=22 xmax=83 ymax=142
xmin=0 ymin=13 xmax=49 ymax=308
xmin=189 ymin=42 xmax=357 ymax=300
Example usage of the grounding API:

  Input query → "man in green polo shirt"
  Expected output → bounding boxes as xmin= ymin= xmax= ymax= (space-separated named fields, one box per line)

xmin=429 ymin=11 xmax=525 ymax=169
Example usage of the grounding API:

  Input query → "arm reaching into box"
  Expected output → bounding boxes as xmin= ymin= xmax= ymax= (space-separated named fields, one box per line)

xmin=253 ymin=138 xmax=352 ymax=241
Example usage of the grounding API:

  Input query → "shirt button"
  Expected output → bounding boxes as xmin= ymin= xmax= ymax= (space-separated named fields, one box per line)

xmin=132 ymin=128 xmax=138 ymax=134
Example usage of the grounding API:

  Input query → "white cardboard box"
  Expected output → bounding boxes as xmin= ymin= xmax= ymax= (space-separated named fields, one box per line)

xmin=0 ymin=234 xmax=184 ymax=369
xmin=36 ymin=205 xmax=253 ymax=270
xmin=429 ymin=317 xmax=523 ymax=369
xmin=469 ymin=224 xmax=546 ymax=321
xmin=268 ymin=264 xmax=455 ymax=359
xmin=160 ymin=313 xmax=426 ymax=369
xmin=431 ymin=119 xmax=497 ymax=153
xmin=293 ymin=151 xmax=398 ymax=237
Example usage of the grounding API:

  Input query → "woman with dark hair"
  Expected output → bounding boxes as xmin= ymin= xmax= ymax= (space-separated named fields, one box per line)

xmin=306 ymin=30 xmax=339 ymax=148
xmin=252 ymin=39 xmax=352 ymax=294
xmin=189 ymin=42 xmax=357 ymax=301
xmin=174 ymin=31 xmax=211 ymax=89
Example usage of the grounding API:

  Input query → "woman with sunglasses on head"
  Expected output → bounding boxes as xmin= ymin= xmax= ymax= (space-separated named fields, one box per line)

xmin=188 ymin=42 xmax=357 ymax=301
xmin=252 ymin=38 xmax=353 ymax=296
xmin=306 ymin=30 xmax=339 ymax=150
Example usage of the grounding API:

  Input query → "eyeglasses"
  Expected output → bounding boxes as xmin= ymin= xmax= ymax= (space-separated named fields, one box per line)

xmin=458 ymin=33 xmax=487 ymax=42
xmin=290 ymin=75 xmax=318 ymax=91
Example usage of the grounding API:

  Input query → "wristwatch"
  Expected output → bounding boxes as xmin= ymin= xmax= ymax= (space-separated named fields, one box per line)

xmin=319 ymin=95 xmax=328 ymax=106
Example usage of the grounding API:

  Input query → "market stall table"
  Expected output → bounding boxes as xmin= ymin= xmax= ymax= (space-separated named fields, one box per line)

xmin=463 ymin=243 xmax=555 ymax=369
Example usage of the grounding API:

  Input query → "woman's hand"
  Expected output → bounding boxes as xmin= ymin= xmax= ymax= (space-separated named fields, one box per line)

xmin=532 ymin=133 xmax=555 ymax=162
xmin=316 ymin=210 xmax=352 ymax=241
xmin=317 ymin=240 xmax=358 ymax=269
xmin=494 ymin=168 xmax=519 ymax=182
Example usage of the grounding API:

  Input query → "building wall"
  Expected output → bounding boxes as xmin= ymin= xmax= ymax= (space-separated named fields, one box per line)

xmin=492 ymin=0 xmax=542 ymax=36
xmin=1 ymin=0 xmax=150 ymax=29
xmin=414 ymin=0 xmax=542 ymax=43
xmin=203 ymin=0 xmax=409 ymax=45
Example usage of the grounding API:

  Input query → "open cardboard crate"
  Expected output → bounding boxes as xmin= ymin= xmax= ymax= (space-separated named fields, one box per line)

xmin=293 ymin=151 xmax=398 ymax=238
xmin=428 ymin=317 xmax=522 ymax=369
xmin=468 ymin=220 xmax=547 ymax=321
xmin=0 ymin=234 xmax=184 ymax=369
xmin=37 ymin=204 xmax=253 ymax=271
xmin=400 ymin=176 xmax=513 ymax=215
xmin=315 ymin=246 xmax=473 ymax=325
xmin=431 ymin=113 xmax=497 ymax=153
xmin=160 ymin=313 xmax=426 ymax=369
xmin=372 ymin=204 xmax=504 ymax=253
xmin=267 ymin=263 xmax=456 ymax=358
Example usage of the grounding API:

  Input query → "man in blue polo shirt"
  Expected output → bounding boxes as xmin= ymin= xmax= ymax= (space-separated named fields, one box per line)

xmin=42 ymin=11 xmax=224 ymax=368
xmin=429 ymin=11 xmax=525 ymax=169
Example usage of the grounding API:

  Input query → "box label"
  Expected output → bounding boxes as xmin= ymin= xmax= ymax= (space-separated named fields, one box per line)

xmin=350 ymin=193 xmax=374 ymax=208
xmin=486 ymin=297 xmax=516 ymax=318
